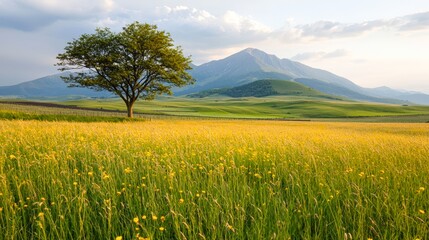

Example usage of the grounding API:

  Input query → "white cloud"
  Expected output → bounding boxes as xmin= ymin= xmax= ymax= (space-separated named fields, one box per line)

xmin=222 ymin=11 xmax=271 ymax=33
xmin=150 ymin=6 xmax=272 ymax=54
xmin=156 ymin=6 xmax=215 ymax=23
xmin=283 ymin=11 xmax=429 ymax=41
xmin=0 ymin=0 xmax=115 ymax=31
xmin=291 ymin=49 xmax=348 ymax=61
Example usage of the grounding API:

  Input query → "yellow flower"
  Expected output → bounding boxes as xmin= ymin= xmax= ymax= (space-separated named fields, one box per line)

xmin=38 ymin=212 xmax=44 ymax=218
xmin=125 ymin=167 xmax=133 ymax=174
xmin=88 ymin=172 xmax=94 ymax=177
xmin=142 ymin=215 xmax=147 ymax=220
xmin=0 ymin=207 xmax=3 ymax=212
xmin=160 ymin=216 xmax=165 ymax=222
xmin=196 ymin=194 xmax=200 ymax=198
xmin=419 ymin=209 xmax=425 ymax=214
xmin=133 ymin=217 xmax=139 ymax=223
xmin=102 ymin=172 xmax=110 ymax=180
xmin=115 ymin=236 xmax=123 ymax=240
xmin=73 ymin=182 xmax=78 ymax=186
xmin=226 ymin=223 xmax=235 ymax=232
xmin=159 ymin=227 xmax=165 ymax=231
xmin=179 ymin=198 xmax=184 ymax=204
xmin=152 ymin=215 xmax=158 ymax=220
xmin=9 ymin=154 xmax=16 ymax=159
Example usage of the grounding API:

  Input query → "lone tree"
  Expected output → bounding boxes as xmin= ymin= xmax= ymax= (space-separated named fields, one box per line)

xmin=56 ymin=22 xmax=194 ymax=118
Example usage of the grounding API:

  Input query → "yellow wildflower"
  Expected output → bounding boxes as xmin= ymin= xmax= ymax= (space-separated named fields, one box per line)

xmin=179 ymin=198 xmax=184 ymax=204
xmin=133 ymin=217 xmax=139 ymax=223
xmin=159 ymin=227 xmax=165 ymax=231
xmin=102 ymin=172 xmax=110 ymax=180
xmin=142 ymin=215 xmax=147 ymax=220
xmin=115 ymin=236 xmax=123 ymax=240
xmin=152 ymin=215 xmax=158 ymax=221
xmin=419 ymin=209 xmax=425 ymax=214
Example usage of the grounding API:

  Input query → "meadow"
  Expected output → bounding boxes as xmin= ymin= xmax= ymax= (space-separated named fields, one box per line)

xmin=1 ymin=119 xmax=428 ymax=239
xmin=62 ymin=96 xmax=429 ymax=120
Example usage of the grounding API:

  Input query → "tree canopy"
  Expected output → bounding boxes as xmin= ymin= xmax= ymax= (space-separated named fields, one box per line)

xmin=56 ymin=22 xmax=194 ymax=117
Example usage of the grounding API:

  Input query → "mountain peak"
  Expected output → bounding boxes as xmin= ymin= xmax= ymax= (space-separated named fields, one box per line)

xmin=239 ymin=48 xmax=274 ymax=59
xmin=242 ymin=47 xmax=265 ymax=54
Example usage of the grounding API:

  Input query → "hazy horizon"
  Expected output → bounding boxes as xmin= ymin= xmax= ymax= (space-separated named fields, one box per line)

xmin=0 ymin=0 xmax=428 ymax=94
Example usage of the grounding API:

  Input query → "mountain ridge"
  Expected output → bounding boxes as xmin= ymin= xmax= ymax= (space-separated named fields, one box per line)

xmin=1 ymin=48 xmax=428 ymax=105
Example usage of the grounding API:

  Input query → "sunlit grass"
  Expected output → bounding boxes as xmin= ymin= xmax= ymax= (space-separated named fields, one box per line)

xmin=1 ymin=120 xmax=428 ymax=239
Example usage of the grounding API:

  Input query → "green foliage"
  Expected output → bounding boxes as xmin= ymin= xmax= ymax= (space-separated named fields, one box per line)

xmin=56 ymin=22 xmax=194 ymax=117
xmin=189 ymin=80 xmax=335 ymax=98
xmin=0 ymin=110 xmax=144 ymax=122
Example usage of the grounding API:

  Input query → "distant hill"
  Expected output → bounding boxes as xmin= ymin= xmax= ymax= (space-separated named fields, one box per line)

xmin=1 ymin=48 xmax=429 ymax=105
xmin=177 ymin=48 xmax=429 ymax=105
xmin=179 ymin=48 xmax=360 ymax=95
xmin=0 ymin=73 xmax=111 ymax=98
xmin=293 ymin=78 xmax=405 ymax=104
xmin=188 ymin=79 xmax=341 ymax=99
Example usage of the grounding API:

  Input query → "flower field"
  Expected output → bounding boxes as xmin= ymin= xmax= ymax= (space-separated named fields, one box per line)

xmin=1 ymin=120 xmax=428 ymax=239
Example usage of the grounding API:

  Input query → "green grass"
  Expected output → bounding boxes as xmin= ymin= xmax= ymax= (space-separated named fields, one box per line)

xmin=62 ymin=96 xmax=429 ymax=120
xmin=0 ymin=110 xmax=144 ymax=122
xmin=2 ymin=96 xmax=429 ymax=122
xmin=188 ymin=79 xmax=333 ymax=98
xmin=1 ymin=120 xmax=428 ymax=239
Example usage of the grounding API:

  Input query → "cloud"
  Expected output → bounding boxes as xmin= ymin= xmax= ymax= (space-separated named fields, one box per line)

xmin=0 ymin=0 xmax=115 ymax=31
xmin=152 ymin=5 xmax=271 ymax=49
xmin=396 ymin=12 xmax=429 ymax=31
xmin=282 ymin=11 xmax=429 ymax=41
xmin=291 ymin=49 xmax=348 ymax=61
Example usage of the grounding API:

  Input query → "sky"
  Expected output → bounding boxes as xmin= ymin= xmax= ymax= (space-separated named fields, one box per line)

xmin=0 ymin=0 xmax=429 ymax=93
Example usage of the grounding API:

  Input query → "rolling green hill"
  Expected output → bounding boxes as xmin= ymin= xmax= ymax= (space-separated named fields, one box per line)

xmin=188 ymin=79 xmax=341 ymax=99
xmin=51 ymin=96 xmax=429 ymax=120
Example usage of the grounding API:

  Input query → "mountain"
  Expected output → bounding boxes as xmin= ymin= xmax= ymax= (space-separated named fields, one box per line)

xmin=177 ymin=48 xmax=429 ymax=105
xmin=293 ymin=78 xmax=404 ymax=104
xmin=188 ymin=79 xmax=339 ymax=99
xmin=178 ymin=48 xmax=362 ymax=94
xmin=0 ymin=72 xmax=111 ymax=98
xmin=1 ymin=48 xmax=428 ymax=105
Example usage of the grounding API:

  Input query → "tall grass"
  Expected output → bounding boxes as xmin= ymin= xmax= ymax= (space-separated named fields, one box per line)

xmin=1 ymin=120 xmax=428 ymax=239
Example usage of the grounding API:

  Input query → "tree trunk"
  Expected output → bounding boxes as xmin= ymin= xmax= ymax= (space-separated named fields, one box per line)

xmin=126 ymin=102 xmax=134 ymax=118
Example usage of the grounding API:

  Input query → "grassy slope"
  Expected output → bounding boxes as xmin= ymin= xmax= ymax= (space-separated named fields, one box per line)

xmin=60 ymin=96 xmax=429 ymax=120
xmin=188 ymin=79 xmax=336 ymax=99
